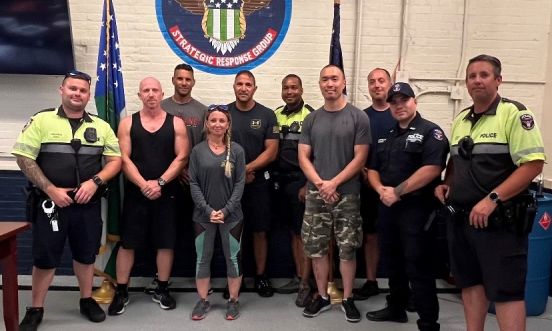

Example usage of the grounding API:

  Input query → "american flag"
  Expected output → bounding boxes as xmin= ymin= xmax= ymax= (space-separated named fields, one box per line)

xmin=94 ymin=0 xmax=125 ymax=281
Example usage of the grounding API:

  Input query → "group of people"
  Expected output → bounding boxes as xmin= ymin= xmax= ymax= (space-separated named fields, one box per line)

xmin=13 ymin=54 xmax=545 ymax=331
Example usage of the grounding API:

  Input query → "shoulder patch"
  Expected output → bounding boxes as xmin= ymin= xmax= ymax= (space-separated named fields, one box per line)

xmin=432 ymin=128 xmax=445 ymax=141
xmin=520 ymin=114 xmax=535 ymax=130
xmin=502 ymin=98 xmax=527 ymax=111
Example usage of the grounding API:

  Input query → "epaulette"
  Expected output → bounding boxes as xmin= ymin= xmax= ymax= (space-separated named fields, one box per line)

xmin=304 ymin=104 xmax=315 ymax=112
xmin=274 ymin=105 xmax=284 ymax=112
xmin=88 ymin=112 xmax=100 ymax=118
xmin=33 ymin=108 xmax=56 ymax=116
xmin=501 ymin=97 xmax=527 ymax=111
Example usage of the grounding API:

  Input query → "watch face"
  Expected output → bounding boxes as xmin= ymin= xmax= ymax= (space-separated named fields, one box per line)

xmin=158 ymin=178 xmax=166 ymax=186
xmin=490 ymin=192 xmax=499 ymax=201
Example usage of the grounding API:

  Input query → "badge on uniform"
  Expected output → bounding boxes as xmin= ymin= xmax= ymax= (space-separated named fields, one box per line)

xmin=250 ymin=119 xmax=261 ymax=129
xmin=21 ymin=118 xmax=33 ymax=132
xmin=84 ymin=127 xmax=98 ymax=142
xmin=272 ymin=125 xmax=279 ymax=134
xmin=432 ymin=129 xmax=444 ymax=141
xmin=520 ymin=114 xmax=535 ymax=130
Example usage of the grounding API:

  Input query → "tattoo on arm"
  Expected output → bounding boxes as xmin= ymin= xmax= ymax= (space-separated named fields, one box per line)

xmin=16 ymin=156 xmax=53 ymax=191
xmin=394 ymin=181 xmax=407 ymax=197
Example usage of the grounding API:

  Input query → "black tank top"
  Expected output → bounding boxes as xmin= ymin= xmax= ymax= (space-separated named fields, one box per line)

xmin=128 ymin=112 xmax=177 ymax=193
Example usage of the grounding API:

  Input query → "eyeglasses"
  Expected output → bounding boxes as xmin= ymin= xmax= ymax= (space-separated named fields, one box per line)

xmin=208 ymin=104 xmax=229 ymax=112
xmin=64 ymin=70 xmax=92 ymax=84
xmin=458 ymin=135 xmax=474 ymax=160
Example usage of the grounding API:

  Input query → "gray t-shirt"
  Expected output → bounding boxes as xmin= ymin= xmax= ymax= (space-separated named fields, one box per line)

xmin=300 ymin=103 xmax=371 ymax=194
xmin=161 ymin=97 xmax=207 ymax=147
xmin=189 ymin=141 xmax=246 ymax=223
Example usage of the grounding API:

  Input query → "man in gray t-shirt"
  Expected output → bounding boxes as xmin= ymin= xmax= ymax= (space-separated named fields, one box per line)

xmin=161 ymin=64 xmax=207 ymax=148
xmin=299 ymin=65 xmax=370 ymax=322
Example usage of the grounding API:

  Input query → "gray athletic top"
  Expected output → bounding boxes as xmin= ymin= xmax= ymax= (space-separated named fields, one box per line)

xmin=300 ymin=103 xmax=371 ymax=195
xmin=161 ymin=97 xmax=207 ymax=147
xmin=189 ymin=141 xmax=246 ymax=223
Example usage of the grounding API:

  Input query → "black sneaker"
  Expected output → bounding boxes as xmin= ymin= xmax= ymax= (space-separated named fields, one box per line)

xmin=108 ymin=289 xmax=129 ymax=316
xmin=341 ymin=297 xmax=361 ymax=323
xmin=79 ymin=297 xmax=106 ymax=323
xmin=353 ymin=280 xmax=379 ymax=300
xmin=255 ymin=274 xmax=274 ymax=297
xmin=19 ymin=307 xmax=44 ymax=331
xmin=152 ymin=288 xmax=176 ymax=310
xmin=302 ymin=295 xmax=331 ymax=317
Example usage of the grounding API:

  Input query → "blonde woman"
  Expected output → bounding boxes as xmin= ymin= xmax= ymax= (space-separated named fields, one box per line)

xmin=189 ymin=104 xmax=246 ymax=320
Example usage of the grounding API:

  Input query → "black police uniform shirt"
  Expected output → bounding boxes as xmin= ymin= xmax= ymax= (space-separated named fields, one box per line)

xmin=369 ymin=112 xmax=449 ymax=198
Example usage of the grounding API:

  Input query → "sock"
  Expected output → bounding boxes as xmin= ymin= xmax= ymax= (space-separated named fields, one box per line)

xmin=158 ymin=280 xmax=169 ymax=290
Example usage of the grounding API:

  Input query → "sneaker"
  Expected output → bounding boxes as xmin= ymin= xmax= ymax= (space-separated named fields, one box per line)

xmin=191 ymin=299 xmax=211 ymax=320
xmin=152 ymin=288 xmax=176 ymax=310
xmin=225 ymin=298 xmax=240 ymax=320
xmin=79 ymin=297 xmax=106 ymax=323
xmin=255 ymin=274 xmax=274 ymax=297
xmin=341 ymin=297 xmax=361 ymax=323
xmin=295 ymin=282 xmax=312 ymax=307
xmin=108 ymin=289 xmax=129 ymax=316
xmin=302 ymin=295 xmax=331 ymax=317
xmin=275 ymin=276 xmax=300 ymax=294
xmin=353 ymin=280 xmax=379 ymax=300
xmin=19 ymin=307 xmax=44 ymax=331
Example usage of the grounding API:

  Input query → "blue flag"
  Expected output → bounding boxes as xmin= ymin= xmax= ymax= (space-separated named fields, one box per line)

xmin=94 ymin=0 xmax=125 ymax=281
xmin=329 ymin=1 xmax=346 ymax=94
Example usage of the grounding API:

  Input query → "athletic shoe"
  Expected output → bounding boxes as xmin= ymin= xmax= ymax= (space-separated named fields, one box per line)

xmin=341 ymin=297 xmax=361 ymax=323
xmin=302 ymin=295 xmax=331 ymax=317
xmin=152 ymin=288 xmax=176 ymax=310
xmin=275 ymin=276 xmax=300 ymax=294
xmin=191 ymin=299 xmax=211 ymax=320
xmin=79 ymin=297 xmax=106 ymax=322
xmin=295 ymin=282 xmax=312 ymax=307
xmin=19 ymin=307 xmax=44 ymax=331
xmin=353 ymin=280 xmax=379 ymax=300
xmin=108 ymin=289 xmax=129 ymax=316
xmin=225 ymin=298 xmax=240 ymax=320
xmin=254 ymin=274 xmax=274 ymax=297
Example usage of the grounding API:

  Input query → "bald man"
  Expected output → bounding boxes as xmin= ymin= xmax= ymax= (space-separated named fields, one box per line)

xmin=109 ymin=77 xmax=189 ymax=315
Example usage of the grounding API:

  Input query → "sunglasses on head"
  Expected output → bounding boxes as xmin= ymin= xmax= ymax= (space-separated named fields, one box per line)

xmin=208 ymin=104 xmax=229 ymax=112
xmin=64 ymin=70 xmax=92 ymax=84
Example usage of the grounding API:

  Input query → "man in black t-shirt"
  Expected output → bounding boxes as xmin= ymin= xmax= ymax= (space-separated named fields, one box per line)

xmin=227 ymin=70 xmax=279 ymax=297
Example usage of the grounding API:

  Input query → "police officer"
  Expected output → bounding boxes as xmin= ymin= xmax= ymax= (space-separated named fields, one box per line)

xmin=366 ymin=82 xmax=448 ymax=331
xmin=435 ymin=55 xmax=545 ymax=331
xmin=13 ymin=70 xmax=122 ymax=330
xmin=272 ymin=74 xmax=314 ymax=307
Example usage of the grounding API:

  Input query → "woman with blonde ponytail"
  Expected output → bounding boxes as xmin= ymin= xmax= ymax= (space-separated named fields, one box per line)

xmin=188 ymin=105 xmax=246 ymax=321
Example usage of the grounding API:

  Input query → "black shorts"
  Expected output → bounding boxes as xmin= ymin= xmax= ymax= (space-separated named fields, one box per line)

xmin=242 ymin=179 xmax=271 ymax=233
xmin=360 ymin=184 xmax=378 ymax=234
xmin=274 ymin=179 xmax=305 ymax=235
xmin=120 ymin=190 xmax=178 ymax=250
xmin=33 ymin=199 xmax=102 ymax=269
xmin=447 ymin=220 xmax=528 ymax=302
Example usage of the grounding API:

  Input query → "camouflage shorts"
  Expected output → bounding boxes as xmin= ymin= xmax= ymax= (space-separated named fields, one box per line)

xmin=301 ymin=190 xmax=362 ymax=261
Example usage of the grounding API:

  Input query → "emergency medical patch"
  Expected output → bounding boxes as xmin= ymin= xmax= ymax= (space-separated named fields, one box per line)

xmin=250 ymin=119 xmax=261 ymax=129
xmin=21 ymin=118 xmax=33 ymax=132
xmin=520 ymin=114 xmax=535 ymax=130
xmin=432 ymin=129 xmax=444 ymax=141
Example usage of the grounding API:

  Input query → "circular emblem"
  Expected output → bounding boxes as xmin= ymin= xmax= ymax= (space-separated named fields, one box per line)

xmin=520 ymin=113 xmax=535 ymax=130
xmin=432 ymin=128 xmax=444 ymax=141
xmin=156 ymin=0 xmax=292 ymax=75
xmin=393 ymin=83 xmax=401 ymax=92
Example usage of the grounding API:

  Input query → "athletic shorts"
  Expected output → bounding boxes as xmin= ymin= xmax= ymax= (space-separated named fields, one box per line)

xmin=274 ymin=179 xmax=305 ymax=235
xmin=120 ymin=190 xmax=177 ymax=250
xmin=301 ymin=190 xmax=362 ymax=261
xmin=241 ymin=179 xmax=271 ymax=233
xmin=360 ymin=184 xmax=379 ymax=234
xmin=32 ymin=199 xmax=102 ymax=269
xmin=447 ymin=220 xmax=528 ymax=302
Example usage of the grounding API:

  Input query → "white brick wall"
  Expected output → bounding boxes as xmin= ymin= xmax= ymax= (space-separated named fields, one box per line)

xmin=1 ymin=0 xmax=551 ymax=181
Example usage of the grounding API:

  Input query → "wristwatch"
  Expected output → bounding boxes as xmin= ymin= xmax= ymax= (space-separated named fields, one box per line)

xmin=157 ymin=177 xmax=166 ymax=187
xmin=489 ymin=191 xmax=501 ymax=204
xmin=92 ymin=175 xmax=104 ymax=186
